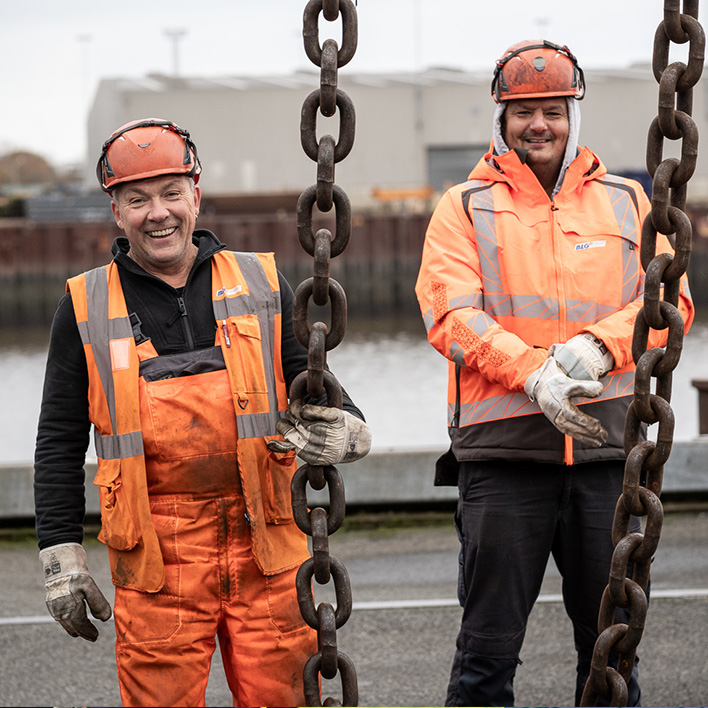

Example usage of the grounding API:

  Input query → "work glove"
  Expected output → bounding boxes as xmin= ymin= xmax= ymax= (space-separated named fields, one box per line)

xmin=39 ymin=542 xmax=112 ymax=642
xmin=551 ymin=333 xmax=614 ymax=381
xmin=267 ymin=400 xmax=372 ymax=466
xmin=524 ymin=357 xmax=608 ymax=448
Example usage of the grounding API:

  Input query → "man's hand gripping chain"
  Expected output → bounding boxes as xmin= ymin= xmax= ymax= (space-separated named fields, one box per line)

xmin=267 ymin=400 xmax=372 ymax=466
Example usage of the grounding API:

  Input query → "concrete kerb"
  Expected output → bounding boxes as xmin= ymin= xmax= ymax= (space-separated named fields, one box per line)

xmin=4 ymin=440 xmax=708 ymax=521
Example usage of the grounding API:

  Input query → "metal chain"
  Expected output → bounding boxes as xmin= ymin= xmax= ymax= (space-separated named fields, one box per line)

xmin=581 ymin=2 xmax=704 ymax=705
xmin=292 ymin=1 xmax=359 ymax=705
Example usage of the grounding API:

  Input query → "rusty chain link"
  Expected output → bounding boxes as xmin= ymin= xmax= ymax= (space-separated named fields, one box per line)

xmin=581 ymin=2 xmax=704 ymax=705
xmin=291 ymin=1 xmax=359 ymax=705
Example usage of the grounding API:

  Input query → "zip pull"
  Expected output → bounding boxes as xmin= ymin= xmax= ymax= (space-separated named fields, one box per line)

xmin=221 ymin=319 xmax=231 ymax=348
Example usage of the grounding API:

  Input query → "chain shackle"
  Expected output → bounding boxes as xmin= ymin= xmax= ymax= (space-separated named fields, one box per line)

xmin=581 ymin=2 xmax=703 ymax=705
xmin=293 ymin=0 xmax=359 ymax=704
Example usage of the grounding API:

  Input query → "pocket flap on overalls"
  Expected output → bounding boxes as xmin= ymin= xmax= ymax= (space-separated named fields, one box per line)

xmin=93 ymin=460 xmax=140 ymax=551
xmin=233 ymin=316 xmax=261 ymax=339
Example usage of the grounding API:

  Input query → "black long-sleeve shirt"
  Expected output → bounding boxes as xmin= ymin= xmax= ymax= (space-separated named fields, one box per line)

xmin=34 ymin=229 xmax=361 ymax=549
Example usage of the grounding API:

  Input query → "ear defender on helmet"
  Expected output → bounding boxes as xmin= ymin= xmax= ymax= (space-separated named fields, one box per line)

xmin=491 ymin=40 xmax=585 ymax=104
xmin=96 ymin=118 xmax=202 ymax=193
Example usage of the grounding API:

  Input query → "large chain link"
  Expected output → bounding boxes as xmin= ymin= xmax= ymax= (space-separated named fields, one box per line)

xmin=291 ymin=1 xmax=359 ymax=705
xmin=580 ymin=2 xmax=704 ymax=705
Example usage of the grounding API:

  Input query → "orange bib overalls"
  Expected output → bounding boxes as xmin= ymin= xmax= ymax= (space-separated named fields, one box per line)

xmin=68 ymin=251 xmax=316 ymax=707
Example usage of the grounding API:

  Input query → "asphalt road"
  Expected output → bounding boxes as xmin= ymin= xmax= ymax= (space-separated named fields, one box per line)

xmin=2 ymin=509 xmax=708 ymax=707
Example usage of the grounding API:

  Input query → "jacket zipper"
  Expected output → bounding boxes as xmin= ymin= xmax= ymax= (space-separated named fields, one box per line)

xmin=453 ymin=363 xmax=461 ymax=428
xmin=550 ymin=200 xmax=574 ymax=466
xmin=549 ymin=200 xmax=567 ymax=343
xmin=176 ymin=295 xmax=196 ymax=350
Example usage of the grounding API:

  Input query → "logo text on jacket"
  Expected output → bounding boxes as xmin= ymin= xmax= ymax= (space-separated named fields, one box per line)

xmin=216 ymin=285 xmax=243 ymax=297
xmin=575 ymin=240 xmax=606 ymax=251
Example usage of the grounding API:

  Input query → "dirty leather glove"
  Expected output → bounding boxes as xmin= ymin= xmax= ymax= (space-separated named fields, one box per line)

xmin=39 ymin=542 xmax=112 ymax=642
xmin=524 ymin=357 xmax=608 ymax=447
xmin=551 ymin=333 xmax=614 ymax=381
xmin=268 ymin=400 xmax=372 ymax=465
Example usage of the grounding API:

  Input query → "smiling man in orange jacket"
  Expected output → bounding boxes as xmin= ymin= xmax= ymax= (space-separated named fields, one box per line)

xmin=416 ymin=40 xmax=693 ymax=706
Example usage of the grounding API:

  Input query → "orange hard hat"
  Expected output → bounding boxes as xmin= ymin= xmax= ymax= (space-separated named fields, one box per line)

xmin=96 ymin=118 xmax=201 ymax=193
xmin=491 ymin=40 xmax=585 ymax=103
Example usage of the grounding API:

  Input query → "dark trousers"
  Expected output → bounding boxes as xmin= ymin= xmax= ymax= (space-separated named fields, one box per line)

xmin=446 ymin=459 xmax=642 ymax=707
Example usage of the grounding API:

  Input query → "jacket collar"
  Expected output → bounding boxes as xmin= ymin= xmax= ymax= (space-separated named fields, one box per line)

xmin=470 ymin=142 xmax=606 ymax=202
xmin=112 ymin=229 xmax=227 ymax=280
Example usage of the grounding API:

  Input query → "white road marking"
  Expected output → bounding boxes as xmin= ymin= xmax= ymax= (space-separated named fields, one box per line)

xmin=3 ymin=588 xmax=708 ymax=625
xmin=352 ymin=587 xmax=708 ymax=611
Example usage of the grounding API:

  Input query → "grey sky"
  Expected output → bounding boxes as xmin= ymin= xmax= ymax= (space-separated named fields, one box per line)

xmin=2 ymin=0 xmax=702 ymax=166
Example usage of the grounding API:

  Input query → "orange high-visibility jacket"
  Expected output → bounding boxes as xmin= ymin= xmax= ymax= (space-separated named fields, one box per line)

xmin=416 ymin=145 xmax=694 ymax=468
xmin=67 ymin=250 xmax=308 ymax=592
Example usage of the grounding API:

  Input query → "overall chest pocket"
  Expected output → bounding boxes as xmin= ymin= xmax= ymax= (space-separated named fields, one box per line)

xmin=139 ymin=354 xmax=239 ymax=462
xmin=221 ymin=314 xmax=269 ymax=396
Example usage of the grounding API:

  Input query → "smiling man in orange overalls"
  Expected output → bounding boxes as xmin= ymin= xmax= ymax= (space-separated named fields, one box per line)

xmin=34 ymin=118 xmax=370 ymax=707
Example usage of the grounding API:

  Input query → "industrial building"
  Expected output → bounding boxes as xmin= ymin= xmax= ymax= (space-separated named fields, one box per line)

xmin=86 ymin=65 xmax=708 ymax=209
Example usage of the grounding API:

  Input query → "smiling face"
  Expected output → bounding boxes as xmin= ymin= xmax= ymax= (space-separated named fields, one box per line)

xmin=111 ymin=174 xmax=201 ymax=286
xmin=502 ymin=98 xmax=570 ymax=192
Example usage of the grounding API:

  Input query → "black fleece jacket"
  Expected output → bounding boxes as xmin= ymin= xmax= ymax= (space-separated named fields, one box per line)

xmin=34 ymin=229 xmax=362 ymax=549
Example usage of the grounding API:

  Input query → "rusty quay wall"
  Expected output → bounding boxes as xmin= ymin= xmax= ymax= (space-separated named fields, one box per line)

xmin=0 ymin=212 xmax=430 ymax=328
xmin=1 ymin=209 xmax=707 ymax=329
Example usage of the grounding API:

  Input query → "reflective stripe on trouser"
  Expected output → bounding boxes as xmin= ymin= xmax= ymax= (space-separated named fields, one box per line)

xmin=446 ymin=459 xmax=642 ymax=707
xmin=114 ymin=492 xmax=317 ymax=708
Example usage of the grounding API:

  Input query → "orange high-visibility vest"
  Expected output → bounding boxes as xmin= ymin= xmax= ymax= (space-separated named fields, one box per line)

xmin=68 ymin=250 xmax=308 ymax=592
xmin=416 ymin=145 xmax=694 ymax=466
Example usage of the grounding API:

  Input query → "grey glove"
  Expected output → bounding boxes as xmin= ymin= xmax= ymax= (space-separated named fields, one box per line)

xmin=268 ymin=400 xmax=372 ymax=466
xmin=524 ymin=357 xmax=608 ymax=447
xmin=39 ymin=542 xmax=112 ymax=642
xmin=551 ymin=333 xmax=614 ymax=381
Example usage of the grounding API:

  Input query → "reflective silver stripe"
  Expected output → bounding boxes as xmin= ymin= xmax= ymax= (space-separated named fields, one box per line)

xmin=454 ymin=392 xmax=539 ymax=426
xmin=76 ymin=320 xmax=90 ymax=346
xmin=109 ymin=317 xmax=133 ymax=339
xmin=237 ymin=410 xmax=283 ymax=439
xmin=450 ymin=342 xmax=466 ymax=366
xmin=468 ymin=310 xmax=496 ymax=336
xmin=602 ymin=179 xmax=640 ymax=243
xmin=444 ymin=292 xmax=614 ymax=325
xmin=214 ymin=252 xmax=282 ymax=422
xmin=601 ymin=178 xmax=642 ymax=307
xmin=450 ymin=370 xmax=636 ymax=426
xmin=681 ymin=275 xmax=692 ymax=300
xmin=94 ymin=430 xmax=144 ymax=460
xmin=82 ymin=267 xmax=141 ymax=460
xmin=422 ymin=308 xmax=435 ymax=332
xmin=449 ymin=293 xmax=485 ymax=311
xmin=233 ymin=253 xmax=281 ymax=420
xmin=83 ymin=268 xmax=113 ymax=419
xmin=484 ymin=293 xmax=560 ymax=320
xmin=599 ymin=370 xmax=636 ymax=398
xmin=463 ymin=184 xmax=503 ymax=295
xmin=447 ymin=294 xmax=619 ymax=356
xmin=213 ymin=293 xmax=257 ymax=320
xmin=565 ymin=299 xmax=620 ymax=323
xmin=622 ymin=248 xmax=641 ymax=307
xmin=425 ymin=295 xmax=485 ymax=333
